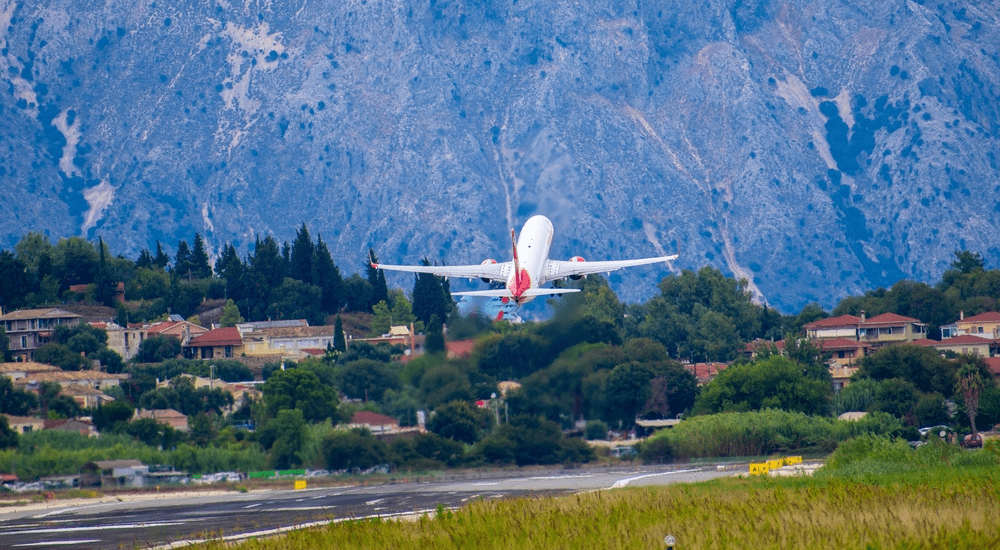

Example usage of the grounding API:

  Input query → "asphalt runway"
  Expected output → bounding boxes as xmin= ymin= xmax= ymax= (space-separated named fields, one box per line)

xmin=0 ymin=464 xmax=736 ymax=549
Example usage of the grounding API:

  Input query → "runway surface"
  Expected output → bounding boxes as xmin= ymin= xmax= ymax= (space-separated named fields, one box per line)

xmin=0 ymin=464 xmax=735 ymax=549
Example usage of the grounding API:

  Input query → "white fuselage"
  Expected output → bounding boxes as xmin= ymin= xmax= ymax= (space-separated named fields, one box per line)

xmin=507 ymin=215 xmax=554 ymax=303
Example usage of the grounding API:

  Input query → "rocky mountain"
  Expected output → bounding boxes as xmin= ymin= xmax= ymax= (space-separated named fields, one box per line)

xmin=1 ymin=0 xmax=998 ymax=312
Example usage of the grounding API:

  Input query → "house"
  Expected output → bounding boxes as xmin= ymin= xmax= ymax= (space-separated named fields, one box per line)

xmin=348 ymin=411 xmax=400 ymax=434
xmin=0 ymin=308 xmax=82 ymax=361
xmin=858 ymin=312 xmax=928 ymax=348
xmin=60 ymin=384 xmax=115 ymax=409
xmin=985 ymin=358 xmax=1000 ymax=383
xmin=145 ymin=320 xmax=209 ymax=347
xmin=43 ymin=418 xmax=98 ymax=437
xmin=742 ymin=339 xmax=785 ymax=360
xmin=13 ymin=370 xmax=128 ymax=391
xmin=91 ymin=321 xmax=147 ymax=362
xmin=924 ymin=334 xmax=994 ymax=357
xmin=134 ymin=409 xmax=189 ymax=431
xmin=446 ymin=339 xmax=476 ymax=360
xmin=829 ymin=366 xmax=860 ymax=392
xmin=184 ymin=327 xmax=244 ymax=359
xmin=803 ymin=315 xmax=861 ymax=340
xmin=816 ymin=338 xmax=869 ymax=367
xmin=687 ymin=362 xmax=728 ymax=386
xmin=0 ymin=361 xmax=60 ymax=381
xmin=80 ymin=460 xmax=149 ymax=488
xmin=2 ymin=415 xmax=45 ymax=434
xmin=941 ymin=311 xmax=1000 ymax=339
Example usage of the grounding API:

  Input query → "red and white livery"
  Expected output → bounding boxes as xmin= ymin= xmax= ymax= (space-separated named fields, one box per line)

xmin=371 ymin=215 xmax=678 ymax=305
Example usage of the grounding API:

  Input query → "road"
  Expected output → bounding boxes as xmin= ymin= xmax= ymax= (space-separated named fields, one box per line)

xmin=0 ymin=464 xmax=735 ymax=549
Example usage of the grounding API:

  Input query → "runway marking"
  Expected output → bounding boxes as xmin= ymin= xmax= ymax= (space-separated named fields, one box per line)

xmin=12 ymin=540 xmax=101 ymax=547
xmin=146 ymin=508 xmax=443 ymax=550
xmin=365 ymin=499 xmax=384 ymax=505
xmin=473 ymin=482 xmax=499 ymax=486
xmin=610 ymin=469 xmax=701 ymax=489
xmin=242 ymin=504 xmax=261 ymax=509
xmin=3 ymin=522 xmax=184 ymax=535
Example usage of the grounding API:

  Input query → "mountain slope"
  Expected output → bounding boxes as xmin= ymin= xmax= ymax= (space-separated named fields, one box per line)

xmin=1 ymin=0 xmax=998 ymax=311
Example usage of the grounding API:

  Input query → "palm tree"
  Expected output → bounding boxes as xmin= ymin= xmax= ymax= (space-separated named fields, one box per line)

xmin=957 ymin=361 xmax=986 ymax=436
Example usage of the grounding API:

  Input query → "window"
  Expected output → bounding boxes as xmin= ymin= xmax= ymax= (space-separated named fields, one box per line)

xmin=978 ymin=327 xmax=984 ymax=334
xmin=201 ymin=347 xmax=213 ymax=359
xmin=225 ymin=345 xmax=233 ymax=358
xmin=838 ymin=351 xmax=846 ymax=359
xmin=20 ymin=336 xmax=27 ymax=348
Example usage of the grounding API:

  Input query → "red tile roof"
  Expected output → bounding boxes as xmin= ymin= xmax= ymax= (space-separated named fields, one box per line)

xmin=350 ymin=411 xmax=399 ymax=427
xmin=446 ymin=339 xmax=476 ymax=358
xmin=935 ymin=334 xmax=994 ymax=345
xmin=958 ymin=311 xmax=1000 ymax=324
xmin=803 ymin=315 xmax=860 ymax=329
xmin=861 ymin=312 xmax=922 ymax=326
xmin=187 ymin=327 xmax=243 ymax=347
xmin=985 ymin=358 xmax=1000 ymax=376
xmin=911 ymin=339 xmax=939 ymax=346
xmin=744 ymin=339 xmax=785 ymax=352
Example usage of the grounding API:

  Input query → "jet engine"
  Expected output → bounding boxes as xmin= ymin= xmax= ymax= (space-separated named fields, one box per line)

xmin=480 ymin=259 xmax=497 ymax=283
xmin=568 ymin=256 xmax=585 ymax=280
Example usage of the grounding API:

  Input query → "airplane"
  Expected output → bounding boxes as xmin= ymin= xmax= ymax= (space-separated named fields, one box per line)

xmin=371 ymin=215 xmax=678 ymax=310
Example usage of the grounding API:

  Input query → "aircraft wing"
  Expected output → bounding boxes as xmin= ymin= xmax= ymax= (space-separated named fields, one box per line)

xmin=543 ymin=254 xmax=678 ymax=283
xmin=372 ymin=260 xmax=511 ymax=282
xmin=453 ymin=288 xmax=581 ymax=297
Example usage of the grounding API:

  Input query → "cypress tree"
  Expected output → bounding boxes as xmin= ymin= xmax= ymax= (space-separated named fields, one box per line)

xmin=425 ymin=314 xmax=445 ymax=354
xmin=289 ymin=223 xmax=314 ymax=282
xmin=366 ymin=248 xmax=388 ymax=310
xmin=333 ymin=314 xmax=346 ymax=352
xmin=174 ymin=240 xmax=192 ymax=277
xmin=154 ymin=241 xmax=170 ymax=269
xmin=191 ymin=233 xmax=212 ymax=279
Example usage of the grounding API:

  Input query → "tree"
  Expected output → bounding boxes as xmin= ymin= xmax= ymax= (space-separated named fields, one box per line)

xmin=428 ymin=400 xmax=490 ymax=444
xmin=0 ymin=416 xmax=18 ymax=450
xmin=266 ymin=278 xmax=324 ymax=326
xmin=322 ymin=428 xmax=388 ymax=471
xmin=0 ymin=250 xmax=30 ymax=310
xmin=258 ymin=409 xmax=308 ymax=469
xmin=173 ymin=239 xmax=192 ymax=277
xmin=958 ymin=361 xmax=986 ymax=435
xmin=313 ymin=236 xmax=345 ymax=315
xmin=0 ymin=327 xmax=10 ymax=362
xmin=0 ymin=377 xmax=38 ymax=415
xmin=53 ymin=237 xmax=99 ymax=285
xmin=412 ymin=260 xmax=449 ymax=325
xmin=367 ymin=248 xmax=389 ymax=310
xmin=48 ymin=394 xmax=83 ymax=419
xmin=289 ymin=224 xmax=314 ymax=283
xmin=220 ymin=299 xmax=244 ymax=327
xmin=338 ymin=359 xmax=401 ymax=402
xmin=92 ymin=400 xmax=135 ymax=433
xmin=855 ymin=345 xmax=957 ymax=397
xmin=343 ymin=274 xmax=373 ymax=312
xmin=951 ymin=250 xmax=985 ymax=274
xmin=333 ymin=315 xmax=346 ymax=353
xmin=872 ymin=378 xmax=918 ymax=419
xmin=94 ymin=237 xmax=116 ymax=307
xmin=784 ymin=337 xmax=832 ymax=382
xmin=190 ymin=234 xmax=213 ymax=279
xmin=262 ymin=368 xmax=339 ymax=422
xmin=425 ymin=314 xmax=445 ymax=354
xmin=153 ymin=241 xmax=170 ymax=269
xmin=693 ymin=356 xmax=832 ymax=416
xmin=370 ymin=300 xmax=392 ymax=336
xmin=134 ymin=335 xmax=182 ymax=363
xmin=474 ymin=332 xmax=545 ymax=380
xmin=603 ymin=362 xmax=655 ymax=426
xmin=35 ymin=343 xmax=86 ymax=371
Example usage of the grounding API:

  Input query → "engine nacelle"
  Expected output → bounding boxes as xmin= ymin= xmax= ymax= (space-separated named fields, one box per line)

xmin=480 ymin=259 xmax=497 ymax=283
xmin=569 ymin=256 xmax=585 ymax=280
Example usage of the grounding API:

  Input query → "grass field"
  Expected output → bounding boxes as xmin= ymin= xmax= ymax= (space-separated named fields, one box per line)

xmin=198 ymin=439 xmax=1000 ymax=550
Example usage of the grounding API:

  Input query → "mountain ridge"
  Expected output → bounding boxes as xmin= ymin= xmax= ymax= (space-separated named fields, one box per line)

xmin=1 ymin=0 xmax=998 ymax=312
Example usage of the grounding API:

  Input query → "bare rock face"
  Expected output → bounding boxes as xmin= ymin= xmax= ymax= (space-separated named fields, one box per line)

xmin=1 ymin=1 xmax=998 ymax=311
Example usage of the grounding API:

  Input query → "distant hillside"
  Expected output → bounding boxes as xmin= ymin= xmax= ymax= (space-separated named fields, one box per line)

xmin=1 ymin=0 xmax=998 ymax=311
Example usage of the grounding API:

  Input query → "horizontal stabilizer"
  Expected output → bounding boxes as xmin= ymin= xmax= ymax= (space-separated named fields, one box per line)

xmin=452 ymin=288 xmax=581 ymax=298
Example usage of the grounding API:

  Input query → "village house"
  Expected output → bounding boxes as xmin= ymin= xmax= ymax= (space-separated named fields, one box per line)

xmin=184 ymin=326 xmax=244 ymax=359
xmin=923 ymin=334 xmax=994 ymax=357
xmin=13 ymin=370 xmax=129 ymax=391
xmin=145 ymin=319 xmax=208 ymax=347
xmin=2 ymin=415 xmax=45 ymax=434
xmin=941 ymin=311 xmax=1000 ymax=340
xmin=803 ymin=314 xmax=861 ymax=340
xmin=0 ymin=308 xmax=82 ymax=361
xmin=816 ymin=338 xmax=869 ymax=367
xmin=90 ymin=321 xmax=147 ymax=362
xmin=134 ymin=409 xmax=189 ymax=431
xmin=0 ymin=361 xmax=60 ymax=381
xmin=60 ymin=384 xmax=115 ymax=409
xmin=858 ymin=312 xmax=928 ymax=348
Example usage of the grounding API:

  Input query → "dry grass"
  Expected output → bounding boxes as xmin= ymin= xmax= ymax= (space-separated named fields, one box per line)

xmin=197 ymin=465 xmax=1000 ymax=550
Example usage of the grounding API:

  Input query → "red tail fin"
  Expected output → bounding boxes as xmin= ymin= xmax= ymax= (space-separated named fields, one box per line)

xmin=511 ymin=228 xmax=521 ymax=289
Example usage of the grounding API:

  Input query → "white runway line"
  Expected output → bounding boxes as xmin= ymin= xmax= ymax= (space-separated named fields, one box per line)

xmin=2 ymin=522 xmax=184 ymax=535
xmin=610 ymin=469 xmax=701 ymax=489
xmin=13 ymin=540 xmax=101 ymax=547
